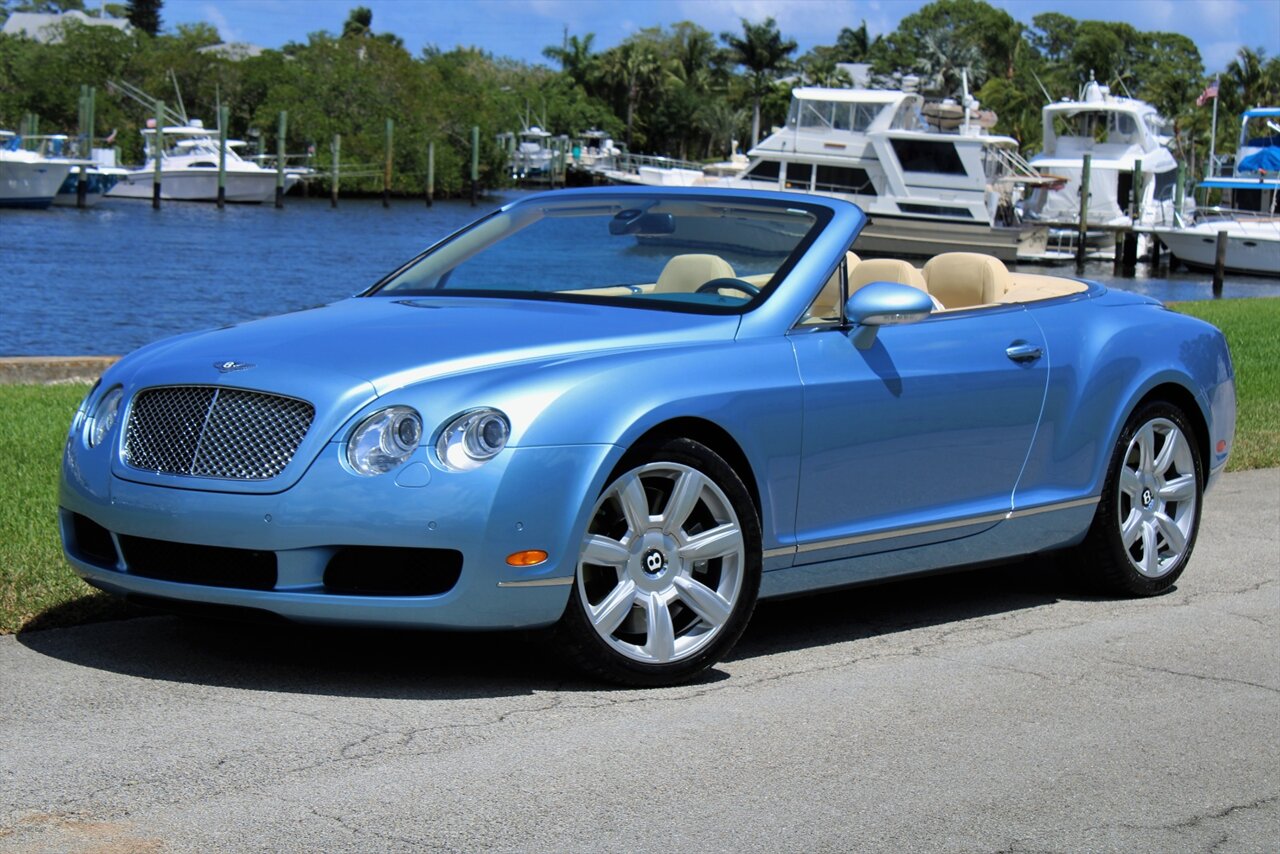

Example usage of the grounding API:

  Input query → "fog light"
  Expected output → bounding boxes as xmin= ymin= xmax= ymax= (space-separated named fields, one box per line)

xmin=506 ymin=550 xmax=548 ymax=567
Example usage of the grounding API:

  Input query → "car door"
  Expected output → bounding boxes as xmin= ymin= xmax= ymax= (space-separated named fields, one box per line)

xmin=789 ymin=306 xmax=1048 ymax=563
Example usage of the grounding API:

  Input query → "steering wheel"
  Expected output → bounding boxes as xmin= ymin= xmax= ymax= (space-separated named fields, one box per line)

xmin=694 ymin=277 xmax=760 ymax=298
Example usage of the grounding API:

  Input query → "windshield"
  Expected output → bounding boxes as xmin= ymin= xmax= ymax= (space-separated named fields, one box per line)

xmin=369 ymin=193 xmax=829 ymax=313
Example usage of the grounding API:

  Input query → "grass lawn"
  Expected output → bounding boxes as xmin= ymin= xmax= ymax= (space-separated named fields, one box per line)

xmin=2 ymin=296 xmax=1277 ymax=635
xmin=1170 ymin=298 xmax=1280 ymax=472
xmin=0 ymin=384 xmax=141 ymax=634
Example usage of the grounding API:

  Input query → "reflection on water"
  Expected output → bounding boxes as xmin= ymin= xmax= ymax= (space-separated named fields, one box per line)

xmin=3 ymin=192 xmax=1278 ymax=356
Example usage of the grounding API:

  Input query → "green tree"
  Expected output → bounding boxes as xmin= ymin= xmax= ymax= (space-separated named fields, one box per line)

xmin=721 ymin=17 xmax=796 ymax=146
xmin=125 ymin=0 xmax=160 ymax=36
xmin=873 ymin=0 xmax=1020 ymax=92
xmin=542 ymin=32 xmax=598 ymax=91
xmin=598 ymin=39 xmax=663 ymax=148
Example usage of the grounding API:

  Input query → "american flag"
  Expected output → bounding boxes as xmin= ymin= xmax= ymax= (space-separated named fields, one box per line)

xmin=1197 ymin=79 xmax=1219 ymax=107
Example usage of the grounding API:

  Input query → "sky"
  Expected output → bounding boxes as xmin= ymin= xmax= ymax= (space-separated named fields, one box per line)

xmin=159 ymin=0 xmax=1280 ymax=76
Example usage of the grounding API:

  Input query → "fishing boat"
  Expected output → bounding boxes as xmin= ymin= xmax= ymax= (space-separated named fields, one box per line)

xmin=1152 ymin=108 xmax=1280 ymax=277
xmin=107 ymin=119 xmax=299 ymax=203
xmin=606 ymin=85 xmax=1055 ymax=262
xmin=0 ymin=130 xmax=76 ymax=208
xmin=1021 ymin=74 xmax=1183 ymax=258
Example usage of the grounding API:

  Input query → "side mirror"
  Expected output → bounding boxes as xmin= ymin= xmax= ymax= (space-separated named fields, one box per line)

xmin=845 ymin=281 xmax=934 ymax=350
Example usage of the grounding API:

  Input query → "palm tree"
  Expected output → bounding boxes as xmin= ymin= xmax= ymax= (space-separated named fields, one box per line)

xmin=915 ymin=29 xmax=986 ymax=96
xmin=721 ymin=17 xmax=797 ymax=147
xmin=696 ymin=101 xmax=748 ymax=159
xmin=542 ymin=33 xmax=598 ymax=92
xmin=600 ymin=41 xmax=663 ymax=148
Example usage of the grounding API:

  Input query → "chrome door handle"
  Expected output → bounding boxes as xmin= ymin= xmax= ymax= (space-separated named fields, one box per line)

xmin=1006 ymin=343 xmax=1042 ymax=362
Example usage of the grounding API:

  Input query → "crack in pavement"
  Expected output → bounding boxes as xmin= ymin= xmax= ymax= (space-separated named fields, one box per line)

xmin=1100 ymin=657 xmax=1280 ymax=695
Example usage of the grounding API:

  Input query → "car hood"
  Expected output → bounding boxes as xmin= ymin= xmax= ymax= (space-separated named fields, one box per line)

xmin=119 ymin=296 xmax=741 ymax=397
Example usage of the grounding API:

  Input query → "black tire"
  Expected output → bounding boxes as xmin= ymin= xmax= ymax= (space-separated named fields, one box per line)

xmin=556 ymin=437 xmax=762 ymax=686
xmin=1080 ymin=401 xmax=1204 ymax=596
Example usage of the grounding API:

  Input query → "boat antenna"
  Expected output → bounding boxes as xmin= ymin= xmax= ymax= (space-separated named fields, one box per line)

xmin=1114 ymin=75 xmax=1135 ymax=99
xmin=1030 ymin=70 xmax=1053 ymax=105
xmin=169 ymin=69 xmax=188 ymax=124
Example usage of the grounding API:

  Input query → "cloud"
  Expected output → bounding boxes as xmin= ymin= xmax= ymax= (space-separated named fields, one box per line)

xmin=201 ymin=3 xmax=238 ymax=43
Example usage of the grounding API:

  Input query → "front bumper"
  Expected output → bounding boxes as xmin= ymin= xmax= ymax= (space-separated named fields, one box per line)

xmin=60 ymin=440 xmax=619 ymax=630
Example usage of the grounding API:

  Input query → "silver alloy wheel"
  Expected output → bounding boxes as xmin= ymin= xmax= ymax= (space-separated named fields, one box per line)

xmin=577 ymin=462 xmax=746 ymax=665
xmin=1116 ymin=417 xmax=1198 ymax=578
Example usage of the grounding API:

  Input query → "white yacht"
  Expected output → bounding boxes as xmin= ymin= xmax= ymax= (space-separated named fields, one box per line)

xmin=107 ymin=120 xmax=299 ymax=203
xmin=501 ymin=126 xmax=556 ymax=184
xmin=1022 ymin=76 xmax=1181 ymax=257
xmin=1152 ymin=108 xmax=1279 ymax=277
xmin=607 ymin=86 xmax=1053 ymax=261
xmin=0 ymin=130 xmax=76 ymax=208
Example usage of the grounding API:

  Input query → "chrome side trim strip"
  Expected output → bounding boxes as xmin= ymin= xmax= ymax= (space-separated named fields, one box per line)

xmin=763 ymin=546 xmax=795 ymax=559
xmin=1008 ymin=496 xmax=1099 ymax=519
xmin=792 ymin=496 xmax=1099 ymax=556
xmin=796 ymin=511 xmax=1009 ymax=554
xmin=497 ymin=577 xmax=574 ymax=588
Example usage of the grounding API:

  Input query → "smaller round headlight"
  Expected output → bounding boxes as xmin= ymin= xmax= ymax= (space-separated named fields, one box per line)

xmin=347 ymin=406 xmax=422 ymax=476
xmin=436 ymin=408 xmax=510 ymax=471
xmin=84 ymin=386 xmax=124 ymax=449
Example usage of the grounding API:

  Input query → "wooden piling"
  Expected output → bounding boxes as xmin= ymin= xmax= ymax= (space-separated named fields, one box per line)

xmin=1132 ymin=158 xmax=1143 ymax=224
xmin=217 ymin=104 xmax=228 ymax=208
xmin=1175 ymin=162 xmax=1186 ymax=222
xmin=470 ymin=126 xmax=479 ymax=207
xmin=426 ymin=141 xmax=434 ymax=207
xmin=1075 ymin=153 xmax=1091 ymax=274
xmin=1212 ymin=230 xmax=1228 ymax=296
xmin=75 ymin=86 xmax=89 ymax=208
xmin=152 ymin=99 xmax=164 ymax=209
xmin=383 ymin=118 xmax=394 ymax=208
xmin=275 ymin=111 xmax=287 ymax=209
xmin=330 ymin=134 xmax=340 ymax=208
xmin=1122 ymin=230 xmax=1138 ymax=272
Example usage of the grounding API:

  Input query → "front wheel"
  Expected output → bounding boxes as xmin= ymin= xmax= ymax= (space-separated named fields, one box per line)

xmin=1081 ymin=401 xmax=1203 ymax=596
xmin=557 ymin=438 xmax=761 ymax=686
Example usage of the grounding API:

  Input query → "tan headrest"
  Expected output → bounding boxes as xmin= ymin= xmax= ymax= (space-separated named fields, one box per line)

xmin=848 ymin=258 xmax=927 ymax=292
xmin=922 ymin=253 xmax=1012 ymax=308
xmin=655 ymin=254 xmax=736 ymax=293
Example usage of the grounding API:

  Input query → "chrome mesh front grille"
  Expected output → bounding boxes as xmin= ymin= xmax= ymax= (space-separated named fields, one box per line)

xmin=124 ymin=386 xmax=315 ymax=480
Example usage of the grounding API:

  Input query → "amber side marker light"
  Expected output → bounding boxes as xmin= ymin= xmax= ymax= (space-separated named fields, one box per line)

xmin=506 ymin=550 xmax=549 ymax=567
xmin=1217 ymin=440 xmax=1227 ymax=453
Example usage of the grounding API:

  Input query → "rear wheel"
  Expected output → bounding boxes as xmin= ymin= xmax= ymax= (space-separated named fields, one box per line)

xmin=1081 ymin=401 xmax=1203 ymax=596
xmin=557 ymin=438 xmax=761 ymax=686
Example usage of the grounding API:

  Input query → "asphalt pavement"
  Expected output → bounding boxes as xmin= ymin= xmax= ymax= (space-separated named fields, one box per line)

xmin=2 ymin=469 xmax=1277 ymax=853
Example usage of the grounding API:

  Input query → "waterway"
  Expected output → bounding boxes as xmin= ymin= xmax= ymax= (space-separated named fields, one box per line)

xmin=3 ymin=193 xmax=1278 ymax=356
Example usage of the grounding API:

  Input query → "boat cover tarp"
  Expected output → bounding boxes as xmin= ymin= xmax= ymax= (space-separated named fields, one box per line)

xmin=1238 ymin=148 xmax=1280 ymax=173
xmin=1197 ymin=178 xmax=1280 ymax=189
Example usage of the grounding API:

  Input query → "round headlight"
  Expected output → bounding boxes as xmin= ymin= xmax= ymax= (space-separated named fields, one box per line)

xmin=347 ymin=406 xmax=422 ymax=476
xmin=436 ymin=408 xmax=510 ymax=471
xmin=84 ymin=386 xmax=124 ymax=449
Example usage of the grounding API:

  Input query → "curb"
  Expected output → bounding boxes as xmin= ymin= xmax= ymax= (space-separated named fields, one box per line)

xmin=0 ymin=357 xmax=120 ymax=385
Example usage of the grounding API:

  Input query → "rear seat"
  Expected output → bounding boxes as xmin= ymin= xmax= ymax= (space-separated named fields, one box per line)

xmin=922 ymin=252 xmax=1011 ymax=309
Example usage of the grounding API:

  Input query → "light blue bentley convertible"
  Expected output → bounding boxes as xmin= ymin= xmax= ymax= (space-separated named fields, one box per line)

xmin=60 ymin=188 xmax=1236 ymax=685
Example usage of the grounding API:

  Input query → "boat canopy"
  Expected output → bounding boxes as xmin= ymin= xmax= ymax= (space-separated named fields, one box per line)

xmin=1243 ymin=108 xmax=1280 ymax=118
xmin=1197 ymin=177 xmax=1280 ymax=189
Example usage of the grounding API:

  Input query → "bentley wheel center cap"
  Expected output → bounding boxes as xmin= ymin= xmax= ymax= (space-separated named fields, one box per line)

xmin=1142 ymin=488 xmax=1154 ymax=508
xmin=643 ymin=548 xmax=667 ymax=575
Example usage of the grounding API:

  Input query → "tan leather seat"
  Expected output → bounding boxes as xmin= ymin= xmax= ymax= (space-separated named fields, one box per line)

xmin=847 ymin=258 xmax=944 ymax=311
xmin=849 ymin=258 xmax=927 ymax=292
xmin=805 ymin=251 xmax=861 ymax=321
xmin=922 ymin=252 xmax=1012 ymax=309
xmin=654 ymin=254 xmax=736 ymax=293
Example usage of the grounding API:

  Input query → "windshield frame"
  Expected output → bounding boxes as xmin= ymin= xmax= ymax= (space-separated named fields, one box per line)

xmin=361 ymin=190 xmax=835 ymax=316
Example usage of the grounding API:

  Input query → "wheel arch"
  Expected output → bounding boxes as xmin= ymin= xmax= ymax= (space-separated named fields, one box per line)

xmin=1130 ymin=381 xmax=1211 ymax=476
xmin=624 ymin=417 xmax=762 ymax=520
